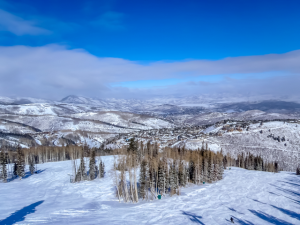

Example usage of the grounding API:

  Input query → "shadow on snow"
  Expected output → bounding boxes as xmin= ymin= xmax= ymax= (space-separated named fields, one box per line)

xmin=7 ymin=169 xmax=46 ymax=182
xmin=270 ymin=205 xmax=300 ymax=221
xmin=225 ymin=216 xmax=254 ymax=225
xmin=0 ymin=200 xmax=44 ymax=225
xmin=249 ymin=209 xmax=294 ymax=225
xmin=269 ymin=183 xmax=300 ymax=205
xmin=181 ymin=211 xmax=205 ymax=224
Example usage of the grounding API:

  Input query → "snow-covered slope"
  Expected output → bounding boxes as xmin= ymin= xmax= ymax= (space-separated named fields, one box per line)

xmin=1 ymin=94 xmax=300 ymax=149
xmin=0 ymin=156 xmax=299 ymax=224
xmin=0 ymin=109 xmax=174 ymax=148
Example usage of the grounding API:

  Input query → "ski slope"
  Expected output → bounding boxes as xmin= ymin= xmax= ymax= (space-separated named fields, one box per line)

xmin=0 ymin=156 xmax=299 ymax=225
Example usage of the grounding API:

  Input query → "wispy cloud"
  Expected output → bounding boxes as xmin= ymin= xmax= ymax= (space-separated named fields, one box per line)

xmin=91 ymin=11 xmax=125 ymax=30
xmin=0 ymin=44 xmax=299 ymax=100
xmin=0 ymin=9 xmax=50 ymax=35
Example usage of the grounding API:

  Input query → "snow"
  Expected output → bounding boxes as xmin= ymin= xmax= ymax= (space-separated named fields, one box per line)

xmin=1 ymin=156 xmax=299 ymax=224
xmin=203 ymin=125 xmax=222 ymax=134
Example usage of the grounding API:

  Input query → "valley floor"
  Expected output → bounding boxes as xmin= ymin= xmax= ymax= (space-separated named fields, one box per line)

xmin=0 ymin=156 xmax=299 ymax=225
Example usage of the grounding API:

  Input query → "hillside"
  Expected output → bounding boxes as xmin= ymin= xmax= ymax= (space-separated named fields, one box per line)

xmin=0 ymin=156 xmax=299 ymax=224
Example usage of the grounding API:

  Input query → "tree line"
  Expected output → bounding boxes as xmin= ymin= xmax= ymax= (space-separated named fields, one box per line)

xmin=0 ymin=145 xmax=111 ymax=182
xmin=224 ymin=152 xmax=280 ymax=173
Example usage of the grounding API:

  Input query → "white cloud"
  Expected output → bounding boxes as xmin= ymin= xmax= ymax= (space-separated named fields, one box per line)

xmin=0 ymin=44 xmax=299 ymax=100
xmin=0 ymin=9 xmax=50 ymax=35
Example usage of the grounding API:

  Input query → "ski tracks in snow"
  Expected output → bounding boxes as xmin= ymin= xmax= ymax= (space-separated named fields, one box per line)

xmin=1 ymin=156 xmax=300 ymax=224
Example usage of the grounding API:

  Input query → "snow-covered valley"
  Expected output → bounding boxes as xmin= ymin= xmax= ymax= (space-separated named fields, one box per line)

xmin=0 ymin=95 xmax=300 ymax=171
xmin=0 ymin=156 xmax=299 ymax=225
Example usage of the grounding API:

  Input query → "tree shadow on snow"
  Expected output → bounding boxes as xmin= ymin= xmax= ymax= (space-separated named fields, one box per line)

xmin=270 ymin=205 xmax=300 ymax=221
xmin=23 ymin=169 xmax=46 ymax=179
xmin=7 ymin=169 xmax=46 ymax=182
xmin=181 ymin=211 xmax=205 ymax=224
xmin=227 ymin=207 xmax=244 ymax=214
xmin=269 ymin=184 xmax=300 ymax=205
xmin=279 ymin=181 xmax=300 ymax=188
xmin=271 ymin=184 xmax=300 ymax=197
xmin=225 ymin=216 xmax=254 ymax=225
xmin=248 ymin=209 xmax=294 ymax=225
xmin=0 ymin=200 xmax=44 ymax=225
xmin=252 ymin=199 xmax=267 ymax=205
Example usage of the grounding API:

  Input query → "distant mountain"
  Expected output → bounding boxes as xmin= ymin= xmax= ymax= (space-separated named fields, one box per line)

xmin=61 ymin=95 xmax=97 ymax=105
xmin=2 ymin=95 xmax=300 ymax=115
xmin=0 ymin=96 xmax=53 ymax=105
xmin=217 ymin=100 xmax=300 ymax=113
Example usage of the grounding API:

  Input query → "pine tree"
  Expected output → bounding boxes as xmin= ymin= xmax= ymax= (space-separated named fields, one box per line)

xmin=16 ymin=147 xmax=25 ymax=179
xmin=89 ymin=150 xmax=96 ymax=180
xmin=203 ymin=157 xmax=208 ymax=182
xmin=207 ymin=151 xmax=213 ymax=183
xmin=139 ymin=159 xmax=147 ymax=199
xmin=179 ymin=162 xmax=186 ymax=187
xmin=75 ymin=153 xmax=87 ymax=182
xmin=170 ymin=162 xmax=177 ymax=194
xmin=153 ymin=142 xmax=159 ymax=158
xmin=169 ymin=163 xmax=175 ymax=194
xmin=185 ymin=166 xmax=189 ymax=184
xmin=127 ymin=138 xmax=138 ymax=154
xmin=189 ymin=160 xmax=195 ymax=183
xmin=0 ymin=152 xmax=7 ymax=182
xmin=157 ymin=161 xmax=165 ymax=194
xmin=13 ymin=162 xmax=17 ymax=177
xmin=296 ymin=166 xmax=300 ymax=175
xmin=29 ymin=155 xmax=35 ymax=175
xmin=212 ymin=157 xmax=218 ymax=182
xmin=100 ymin=160 xmax=105 ymax=178
xmin=217 ymin=156 xmax=224 ymax=180
xmin=165 ymin=166 xmax=170 ymax=194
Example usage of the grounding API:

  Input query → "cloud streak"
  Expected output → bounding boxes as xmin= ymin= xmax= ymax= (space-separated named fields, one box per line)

xmin=0 ymin=44 xmax=299 ymax=100
xmin=0 ymin=9 xmax=50 ymax=35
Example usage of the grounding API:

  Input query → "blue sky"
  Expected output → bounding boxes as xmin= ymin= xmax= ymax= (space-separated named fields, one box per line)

xmin=0 ymin=0 xmax=300 ymax=99
xmin=1 ymin=0 xmax=300 ymax=60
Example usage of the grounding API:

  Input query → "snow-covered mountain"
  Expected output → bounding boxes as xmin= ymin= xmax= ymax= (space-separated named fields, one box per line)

xmin=0 ymin=94 xmax=300 ymax=149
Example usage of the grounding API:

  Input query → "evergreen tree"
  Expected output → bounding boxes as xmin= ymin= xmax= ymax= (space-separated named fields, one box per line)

xmin=0 ymin=152 xmax=7 ymax=182
xmin=75 ymin=153 xmax=87 ymax=182
xmin=212 ymin=158 xmax=218 ymax=182
xmin=296 ymin=166 xmax=300 ymax=175
xmin=169 ymin=162 xmax=176 ymax=194
xmin=207 ymin=151 xmax=213 ymax=183
xmin=16 ymin=147 xmax=25 ymax=179
xmin=153 ymin=142 xmax=159 ymax=158
xmin=157 ymin=161 xmax=165 ymax=194
xmin=203 ymin=158 xmax=208 ymax=182
xmin=138 ymin=159 xmax=147 ymax=199
xmin=165 ymin=166 xmax=170 ymax=194
xmin=189 ymin=160 xmax=195 ymax=183
xmin=179 ymin=162 xmax=186 ymax=186
xmin=100 ymin=160 xmax=105 ymax=178
xmin=13 ymin=162 xmax=17 ymax=177
xmin=185 ymin=166 xmax=189 ymax=184
xmin=29 ymin=155 xmax=35 ymax=175
xmin=89 ymin=150 xmax=96 ymax=180
xmin=217 ymin=156 xmax=224 ymax=180
xmin=127 ymin=138 xmax=138 ymax=154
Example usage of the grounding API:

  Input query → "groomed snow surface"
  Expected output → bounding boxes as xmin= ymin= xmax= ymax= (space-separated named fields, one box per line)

xmin=0 ymin=156 xmax=299 ymax=225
